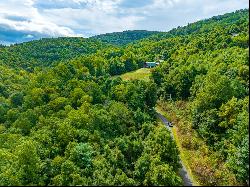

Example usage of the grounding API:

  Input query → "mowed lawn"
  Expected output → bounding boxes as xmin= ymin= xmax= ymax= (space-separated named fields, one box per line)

xmin=120 ymin=68 xmax=152 ymax=81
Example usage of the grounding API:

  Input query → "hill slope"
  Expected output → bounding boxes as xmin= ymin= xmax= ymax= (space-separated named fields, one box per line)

xmin=91 ymin=30 xmax=160 ymax=46
xmin=0 ymin=37 xmax=110 ymax=71
xmin=0 ymin=9 xmax=248 ymax=186
xmin=146 ymin=9 xmax=249 ymax=185
xmin=144 ymin=9 xmax=249 ymax=41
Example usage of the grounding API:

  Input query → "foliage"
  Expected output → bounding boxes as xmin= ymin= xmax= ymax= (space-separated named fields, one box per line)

xmin=152 ymin=9 xmax=249 ymax=185
xmin=91 ymin=30 xmax=160 ymax=46
xmin=0 ymin=8 xmax=248 ymax=186
xmin=0 ymin=37 xmax=109 ymax=71
xmin=0 ymin=56 xmax=179 ymax=186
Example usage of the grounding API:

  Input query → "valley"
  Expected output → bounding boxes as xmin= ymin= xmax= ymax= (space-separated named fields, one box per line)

xmin=0 ymin=9 xmax=249 ymax=186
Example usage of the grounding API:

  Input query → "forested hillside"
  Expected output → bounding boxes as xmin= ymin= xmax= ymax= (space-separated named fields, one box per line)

xmin=1 ymin=60 xmax=183 ymax=185
xmin=0 ymin=9 xmax=249 ymax=186
xmin=149 ymin=9 xmax=249 ymax=185
xmin=0 ymin=37 xmax=110 ymax=71
xmin=144 ymin=8 xmax=248 ymax=41
xmin=0 ymin=31 xmax=158 ymax=72
xmin=91 ymin=30 xmax=160 ymax=46
xmin=0 ymin=26 xmax=180 ymax=187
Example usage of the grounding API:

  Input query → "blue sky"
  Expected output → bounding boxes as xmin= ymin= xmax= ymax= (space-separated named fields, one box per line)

xmin=0 ymin=0 xmax=249 ymax=45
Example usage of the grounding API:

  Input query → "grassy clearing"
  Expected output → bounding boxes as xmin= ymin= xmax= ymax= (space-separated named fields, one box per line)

xmin=120 ymin=68 xmax=152 ymax=81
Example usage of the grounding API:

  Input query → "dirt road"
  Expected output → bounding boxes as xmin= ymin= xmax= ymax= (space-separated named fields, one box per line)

xmin=157 ymin=112 xmax=193 ymax=186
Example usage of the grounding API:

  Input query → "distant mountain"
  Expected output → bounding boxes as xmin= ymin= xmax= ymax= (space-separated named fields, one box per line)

xmin=0 ymin=37 xmax=110 ymax=71
xmin=0 ymin=30 xmax=160 ymax=70
xmin=1 ymin=9 xmax=248 ymax=71
xmin=91 ymin=30 xmax=160 ymax=46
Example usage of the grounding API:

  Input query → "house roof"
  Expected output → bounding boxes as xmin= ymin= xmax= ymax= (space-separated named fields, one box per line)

xmin=145 ymin=62 xmax=157 ymax=66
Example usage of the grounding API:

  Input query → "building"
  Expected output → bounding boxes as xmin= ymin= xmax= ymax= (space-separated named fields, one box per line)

xmin=232 ymin=33 xmax=239 ymax=37
xmin=144 ymin=62 xmax=158 ymax=68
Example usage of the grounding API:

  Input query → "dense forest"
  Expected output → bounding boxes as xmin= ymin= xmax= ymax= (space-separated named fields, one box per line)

xmin=91 ymin=30 xmax=160 ymax=46
xmin=0 ymin=9 xmax=249 ymax=186
xmin=0 ymin=37 xmax=110 ymax=71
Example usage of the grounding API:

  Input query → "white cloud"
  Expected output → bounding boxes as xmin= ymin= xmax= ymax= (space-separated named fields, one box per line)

xmin=0 ymin=0 xmax=77 ymax=37
xmin=24 ymin=34 xmax=34 ymax=38
xmin=127 ymin=0 xmax=249 ymax=31
xmin=41 ymin=6 xmax=143 ymax=35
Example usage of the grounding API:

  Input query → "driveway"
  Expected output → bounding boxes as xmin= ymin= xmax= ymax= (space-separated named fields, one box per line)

xmin=157 ymin=112 xmax=193 ymax=186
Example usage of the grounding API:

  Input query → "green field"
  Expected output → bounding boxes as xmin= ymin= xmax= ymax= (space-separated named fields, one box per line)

xmin=119 ymin=68 xmax=152 ymax=81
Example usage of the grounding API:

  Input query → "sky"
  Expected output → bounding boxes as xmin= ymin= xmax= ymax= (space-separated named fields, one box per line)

xmin=0 ymin=0 xmax=249 ymax=45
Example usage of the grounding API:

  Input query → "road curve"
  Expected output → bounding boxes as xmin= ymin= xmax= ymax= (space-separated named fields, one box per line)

xmin=157 ymin=112 xmax=193 ymax=186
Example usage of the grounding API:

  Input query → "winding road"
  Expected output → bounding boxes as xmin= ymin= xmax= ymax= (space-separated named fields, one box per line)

xmin=157 ymin=112 xmax=193 ymax=186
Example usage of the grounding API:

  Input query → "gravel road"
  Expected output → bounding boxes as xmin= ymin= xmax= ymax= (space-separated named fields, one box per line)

xmin=157 ymin=112 xmax=193 ymax=186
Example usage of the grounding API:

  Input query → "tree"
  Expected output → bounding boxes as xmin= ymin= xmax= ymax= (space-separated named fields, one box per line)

xmin=10 ymin=92 xmax=23 ymax=107
xmin=15 ymin=140 xmax=44 ymax=185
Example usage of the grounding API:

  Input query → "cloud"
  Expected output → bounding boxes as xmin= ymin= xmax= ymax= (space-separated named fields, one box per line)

xmin=0 ymin=0 xmax=80 ymax=44
xmin=126 ymin=0 xmax=249 ymax=31
xmin=0 ymin=0 xmax=249 ymax=44
xmin=41 ymin=6 xmax=143 ymax=36
xmin=4 ymin=15 xmax=30 ymax=22
xmin=119 ymin=0 xmax=153 ymax=8
xmin=0 ymin=23 xmax=49 ymax=45
xmin=33 ymin=0 xmax=88 ymax=9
